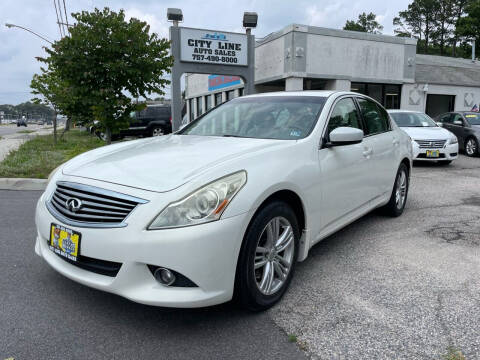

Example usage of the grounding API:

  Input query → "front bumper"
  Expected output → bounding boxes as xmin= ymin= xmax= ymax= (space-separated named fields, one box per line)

xmin=35 ymin=190 xmax=252 ymax=308
xmin=412 ymin=141 xmax=458 ymax=161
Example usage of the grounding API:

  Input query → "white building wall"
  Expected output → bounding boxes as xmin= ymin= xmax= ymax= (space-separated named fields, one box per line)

xmin=255 ymin=36 xmax=285 ymax=83
xmin=401 ymin=83 xmax=480 ymax=113
xmin=306 ymin=33 xmax=408 ymax=83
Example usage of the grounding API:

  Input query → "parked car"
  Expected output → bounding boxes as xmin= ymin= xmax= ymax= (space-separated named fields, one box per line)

xmin=388 ymin=110 xmax=458 ymax=165
xmin=94 ymin=105 xmax=174 ymax=141
xmin=16 ymin=119 xmax=27 ymax=127
xmin=35 ymin=91 xmax=412 ymax=310
xmin=435 ymin=111 xmax=480 ymax=157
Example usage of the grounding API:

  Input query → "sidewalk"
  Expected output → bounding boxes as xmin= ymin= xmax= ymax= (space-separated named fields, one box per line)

xmin=0 ymin=125 xmax=62 ymax=162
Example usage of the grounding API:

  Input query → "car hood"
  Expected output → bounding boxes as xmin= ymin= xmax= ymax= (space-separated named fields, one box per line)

xmin=62 ymin=135 xmax=284 ymax=192
xmin=400 ymin=126 xmax=453 ymax=140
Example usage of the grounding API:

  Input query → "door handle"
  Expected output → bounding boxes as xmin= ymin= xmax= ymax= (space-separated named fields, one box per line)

xmin=363 ymin=148 xmax=373 ymax=157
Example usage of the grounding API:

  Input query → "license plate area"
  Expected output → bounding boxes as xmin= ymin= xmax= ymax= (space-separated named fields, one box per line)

xmin=49 ymin=223 xmax=81 ymax=262
xmin=426 ymin=150 xmax=440 ymax=158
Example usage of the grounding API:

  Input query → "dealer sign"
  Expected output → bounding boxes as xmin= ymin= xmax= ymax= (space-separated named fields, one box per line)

xmin=180 ymin=28 xmax=248 ymax=66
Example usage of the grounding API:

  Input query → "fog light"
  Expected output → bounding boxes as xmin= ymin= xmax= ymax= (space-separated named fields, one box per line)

xmin=154 ymin=267 xmax=176 ymax=286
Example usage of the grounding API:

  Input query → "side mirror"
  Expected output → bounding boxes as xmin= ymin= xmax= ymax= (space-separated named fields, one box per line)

xmin=328 ymin=127 xmax=363 ymax=146
xmin=436 ymin=122 xmax=443 ymax=127
xmin=453 ymin=120 xmax=463 ymax=126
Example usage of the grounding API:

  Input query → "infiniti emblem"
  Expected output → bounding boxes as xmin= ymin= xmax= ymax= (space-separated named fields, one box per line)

xmin=66 ymin=198 xmax=83 ymax=212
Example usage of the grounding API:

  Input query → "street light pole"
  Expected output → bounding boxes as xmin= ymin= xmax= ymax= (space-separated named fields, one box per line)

xmin=5 ymin=23 xmax=53 ymax=44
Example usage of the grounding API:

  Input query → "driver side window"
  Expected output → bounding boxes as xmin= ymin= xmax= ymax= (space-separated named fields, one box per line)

xmin=327 ymin=98 xmax=362 ymax=137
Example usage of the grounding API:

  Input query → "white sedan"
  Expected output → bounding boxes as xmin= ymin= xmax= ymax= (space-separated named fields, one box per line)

xmin=35 ymin=91 xmax=412 ymax=310
xmin=388 ymin=110 xmax=458 ymax=164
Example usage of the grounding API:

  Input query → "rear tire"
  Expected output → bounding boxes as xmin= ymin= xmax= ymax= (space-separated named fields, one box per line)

xmin=235 ymin=201 xmax=299 ymax=311
xmin=382 ymin=163 xmax=409 ymax=217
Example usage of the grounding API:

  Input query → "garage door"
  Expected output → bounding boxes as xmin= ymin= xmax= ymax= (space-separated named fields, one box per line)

xmin=426 ymin=94 xmax=455 ymax=118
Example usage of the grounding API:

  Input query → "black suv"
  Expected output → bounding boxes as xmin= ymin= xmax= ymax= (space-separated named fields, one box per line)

xmin=436 ymin=112 xmax=480 ymax=157
xmin=122 ymin=105 xmax=172 ymax=137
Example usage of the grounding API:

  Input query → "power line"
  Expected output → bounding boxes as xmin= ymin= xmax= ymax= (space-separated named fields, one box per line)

xmin=62 ymin=0 xmax=70 ymax=29
xmin=53 ymin=0 xmax=64 ymax=37
xmin=56 ymin=0 xmax=67 ymax=36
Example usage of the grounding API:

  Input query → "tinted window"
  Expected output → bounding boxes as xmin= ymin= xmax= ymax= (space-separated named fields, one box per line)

xmin=439 ymin=113 xmax=453 ymax=123
xmin=138 ymin=106 xmax=169 ymax=118
xmin=327 ymin=98 xmax=362 ymax=136
xmin=180 ymin=96 xmax=326 ymax=140
xmin=452 ymin=113 xmax=464 ymax=125
xmin=215 ymin=93 xmax=222 ymax=106
xmin=197 ymin=97 xmax=203 ymax=116
xmin=357 ymin=98 xmax=389 ymax=135
xmin=206 ymin=95 xmax=212 ymax=111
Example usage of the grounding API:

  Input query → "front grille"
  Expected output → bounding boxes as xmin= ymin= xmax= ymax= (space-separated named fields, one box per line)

xmin=415 ymin=139 xmax=446 ymax=149
xmin=47 ymin=181 xmax=148 ymax=228
xmin=56 ymin=253 xmax=122 ymax=277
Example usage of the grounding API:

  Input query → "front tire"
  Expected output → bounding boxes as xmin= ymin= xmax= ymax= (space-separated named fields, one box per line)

xmin=382 ymin=163 xmax=409 ymax=217
xmin=465 ymin=138 xmax=479 ymax=157
xmin=235 ymin=201 xmax=299 ymax=311
xmin=151 ymin=126 xmax=165 ymax=137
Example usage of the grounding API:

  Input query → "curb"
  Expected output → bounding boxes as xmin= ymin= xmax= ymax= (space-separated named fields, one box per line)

xmin=0 ymin=178 xmax=47 ymax=191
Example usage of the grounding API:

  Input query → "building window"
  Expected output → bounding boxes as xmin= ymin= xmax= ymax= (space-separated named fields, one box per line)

xmin=227 ymin=90 xmax=235 ymax=101
xmin=215 ymin=92 xmax=222 ymax=106
xmin=238 ymin=88 xmax=244 ymax=97
xmin=189 ymin=98 xmax=194 ymax=121
xmin=197 ymin=97 xmax=203 ymax=116
xmin=351 ymin=83 xmax=401 ymax=109
xmin=206 ymin=95 xmax=212 ymax=111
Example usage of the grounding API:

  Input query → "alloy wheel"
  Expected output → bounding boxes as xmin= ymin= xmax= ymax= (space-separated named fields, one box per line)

xmin=466 ymin=139 xmax=477 ymax=156
xmin=254 ymin=216 xmax=295 ymax=296
xmin=395 ymin=169 xmax=407 ymax=210
xmin=152 ymin=127 xmax=164 ymax=136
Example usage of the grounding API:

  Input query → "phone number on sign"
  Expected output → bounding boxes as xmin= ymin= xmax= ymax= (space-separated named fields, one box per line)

xmin=192 ymin=55 xmax=238 ymax=63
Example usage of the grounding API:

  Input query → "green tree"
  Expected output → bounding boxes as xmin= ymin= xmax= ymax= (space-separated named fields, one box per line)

xmin=451 ymin=0 xmax=471 ymax=56
xmin=432 ymin=0 xmax=455 ymax=55
xmin=38 ymin=7 xmax=173 ymax=144
xmin=457 ymin=0 xmax=480 ymax=57
xmin=343 ymin=12 xmax=384 ymax=34
xmin=394 ymin=0 xmax=440 ymax=54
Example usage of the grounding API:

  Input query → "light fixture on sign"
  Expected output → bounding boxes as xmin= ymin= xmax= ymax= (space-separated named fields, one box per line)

xmin=243 ymin=12 xmax=258 ymax=34
xmin=167 ymin=8 xmax=183 ymax=26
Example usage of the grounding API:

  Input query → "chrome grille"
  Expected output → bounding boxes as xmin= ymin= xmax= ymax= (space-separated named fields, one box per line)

xmin=415 ymin=139 xmax=446 ymax=149
xmin=47 ymin=181 xmax=148 ymax=228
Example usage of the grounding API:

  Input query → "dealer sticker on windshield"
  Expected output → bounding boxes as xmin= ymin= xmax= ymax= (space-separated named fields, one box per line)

xmin=49 ymin=223 xmax=81 ymax=262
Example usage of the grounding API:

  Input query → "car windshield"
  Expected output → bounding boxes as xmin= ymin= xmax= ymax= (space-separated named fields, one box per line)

xmin=464 ymin=113 xmax=480 ymax=125
xmin=389 ymin=112 xmax=437 ymax=127
xmin=179 ymin=96 xmax=326 ymax=140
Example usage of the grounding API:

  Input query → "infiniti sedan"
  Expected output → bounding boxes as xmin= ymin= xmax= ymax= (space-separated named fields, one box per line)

xmin=35 ymin=91 xmax=412 ymax=310
xmin=388 ymin=110 xmax=458 ymax=164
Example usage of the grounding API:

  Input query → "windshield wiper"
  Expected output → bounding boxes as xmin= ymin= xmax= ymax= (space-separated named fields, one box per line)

xmin=222 ymin=134 xmax=246 ymax=138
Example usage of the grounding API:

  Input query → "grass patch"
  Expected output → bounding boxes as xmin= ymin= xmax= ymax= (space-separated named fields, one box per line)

xmin=288 ymin=334 xmax=297 ymax=343
xmin=441 ymin=347 xmax=466 ymax=360
xmin=17 ymin=129 xmax=35 ymax=134
xmin=0 ymin=129 xmax=105 ymax=178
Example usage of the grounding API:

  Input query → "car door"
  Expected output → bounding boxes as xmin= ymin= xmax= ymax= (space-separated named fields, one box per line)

xmin=444 ymin=113 xmax=465 ymax=144
xmin=356 ymin=97 xmax=398 ymax=199
xmin=317 ymin=97 xmax=373 ymax=232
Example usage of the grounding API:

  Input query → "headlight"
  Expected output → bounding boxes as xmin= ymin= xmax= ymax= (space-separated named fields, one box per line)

xmin=449 ymin=136 xmax=458 ymax=145
xmin=148 ymin=171 xmax=247 ymax=229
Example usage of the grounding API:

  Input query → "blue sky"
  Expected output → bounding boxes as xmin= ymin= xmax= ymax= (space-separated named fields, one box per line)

xmin=0 ymin=0 xmax=411 ymax=104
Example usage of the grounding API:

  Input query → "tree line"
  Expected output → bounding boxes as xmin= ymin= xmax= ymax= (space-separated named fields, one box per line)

xmin=0 ymin=102 xmax=55 ymax=120
xmin=343 ymin=0 xmax=480 ymax=58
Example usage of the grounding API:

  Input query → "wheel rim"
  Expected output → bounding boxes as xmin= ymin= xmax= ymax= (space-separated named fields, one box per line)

xmin=152 ymin=128 xmax=164 ymax=136
xmin=254 ymin=216 xmax=295 ymax=296
xmin=466 ymin=139 xmax=476 ymax=155
xmin=395 ymin=170 xmax=407 ymax=210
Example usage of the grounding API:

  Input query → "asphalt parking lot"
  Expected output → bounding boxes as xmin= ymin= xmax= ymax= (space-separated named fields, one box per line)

xmin=1 ymin=154 xmax=479 ymax=359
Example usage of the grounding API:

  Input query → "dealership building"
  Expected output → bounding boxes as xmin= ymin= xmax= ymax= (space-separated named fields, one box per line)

xmin=185 ymin=23 xmax=480 ymax=121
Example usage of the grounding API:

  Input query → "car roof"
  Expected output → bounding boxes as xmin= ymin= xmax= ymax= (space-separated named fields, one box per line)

xmin=387 ymin=109 xmax=424 ymax=114
xmin=242 ymin=90 xmax=349 ymax=98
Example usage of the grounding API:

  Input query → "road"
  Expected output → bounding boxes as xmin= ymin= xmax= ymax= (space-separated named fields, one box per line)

xmin=1 ymin=155 xmax=480 ymax=359
xmin=0 ymin=123 xmax=45 ymax=136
